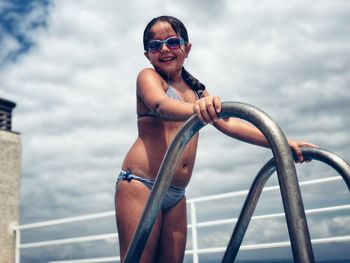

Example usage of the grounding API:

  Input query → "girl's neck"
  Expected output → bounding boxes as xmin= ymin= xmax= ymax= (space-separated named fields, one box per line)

xmin=157 ymin=68 xmax=182 ymax=84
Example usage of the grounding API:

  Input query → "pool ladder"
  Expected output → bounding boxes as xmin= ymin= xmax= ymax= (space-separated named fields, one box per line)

xmin=122 ymin=102 xmax=350 ymax=263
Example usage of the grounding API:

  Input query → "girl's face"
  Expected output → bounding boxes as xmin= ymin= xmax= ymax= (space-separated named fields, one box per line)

xmin=144 ymin=21 xmax=191 ymax=77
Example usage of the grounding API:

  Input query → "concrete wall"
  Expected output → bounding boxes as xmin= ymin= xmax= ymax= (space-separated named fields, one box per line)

xmin=0 ymin=130 xmax=21 ymax=263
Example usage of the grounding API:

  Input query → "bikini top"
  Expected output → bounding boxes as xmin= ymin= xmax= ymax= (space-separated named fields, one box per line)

xmin=137 ymin=85 xmax=204 ymax=118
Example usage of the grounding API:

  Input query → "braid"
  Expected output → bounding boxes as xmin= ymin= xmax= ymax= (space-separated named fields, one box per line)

xmin=182 ymin=67 xmax=206 ymax=98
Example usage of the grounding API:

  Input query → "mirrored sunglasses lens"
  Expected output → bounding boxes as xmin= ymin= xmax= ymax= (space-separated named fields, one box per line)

xmin=167 ymin=38 xmax=181 ymax=48
xmin=148 ymin=41 xmax=162 ymax=51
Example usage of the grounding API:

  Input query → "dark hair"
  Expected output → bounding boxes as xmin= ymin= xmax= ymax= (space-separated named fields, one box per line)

xmin=143 ymin=16 xmax=205 ymax=94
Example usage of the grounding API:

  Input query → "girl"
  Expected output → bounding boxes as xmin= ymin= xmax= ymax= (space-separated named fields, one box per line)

xmin=115 ymin=15 xmax=316 ymax=263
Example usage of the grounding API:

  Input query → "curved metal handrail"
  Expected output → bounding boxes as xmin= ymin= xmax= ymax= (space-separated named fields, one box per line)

xmin=299 ymin=147 xmax=350 ymax=190
xmin=222 ymin=147 xmax=350 ymax=263
xmin=123 ymin=102 xmax=315 ymax=263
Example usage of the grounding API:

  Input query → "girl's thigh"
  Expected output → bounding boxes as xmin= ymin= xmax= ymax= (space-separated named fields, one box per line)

xmin=156 ymin=197 xmax=187 ymax=263
xmin=115 ymin=180 xmax=162 ymax=263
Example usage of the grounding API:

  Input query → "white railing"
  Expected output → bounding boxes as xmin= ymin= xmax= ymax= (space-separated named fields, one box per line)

xmin=14 ymin=175 xmax=350 ymax=263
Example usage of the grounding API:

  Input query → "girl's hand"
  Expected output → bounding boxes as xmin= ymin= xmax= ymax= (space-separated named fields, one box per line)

xmin=288 ymin=140 xmax=318 ymax=163
xmin=193 ymin=96 xmax=222 ymax=124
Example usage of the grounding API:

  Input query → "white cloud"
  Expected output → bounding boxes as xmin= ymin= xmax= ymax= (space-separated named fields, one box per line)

xmin=0 ymin=30 xmax=21 ymax=61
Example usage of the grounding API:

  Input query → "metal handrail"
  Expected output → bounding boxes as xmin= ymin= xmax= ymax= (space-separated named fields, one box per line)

xmin=222 ymin=147 xmax=350 ymax=262
xmin=123 ymin=101 xmax=315 ymax=263
xmin=299 ymin=147 xmax=350 ymax=190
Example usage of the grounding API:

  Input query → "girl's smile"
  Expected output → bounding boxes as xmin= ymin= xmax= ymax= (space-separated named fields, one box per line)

xmin=159 ymin=55 xmax=176 ymax=63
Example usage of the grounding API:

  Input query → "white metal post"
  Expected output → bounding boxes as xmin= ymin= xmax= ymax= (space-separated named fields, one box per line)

xmin=190 ymin=201 xmax=199 ymax=263
xmin=15 ymin=228 xmax=20 ymax=263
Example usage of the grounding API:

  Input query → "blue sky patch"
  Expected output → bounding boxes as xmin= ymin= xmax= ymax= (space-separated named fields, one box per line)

xmin=0 ymin=0 xmax=50 ymax=65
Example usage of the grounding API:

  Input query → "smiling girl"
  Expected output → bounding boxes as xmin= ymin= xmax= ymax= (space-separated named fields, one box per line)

xmin=114 ymin=15 xmax=316 ymax=263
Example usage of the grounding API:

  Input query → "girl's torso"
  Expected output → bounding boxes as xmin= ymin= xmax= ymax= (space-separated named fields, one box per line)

xmin=122 ymin=80 xmax=200 ymax=189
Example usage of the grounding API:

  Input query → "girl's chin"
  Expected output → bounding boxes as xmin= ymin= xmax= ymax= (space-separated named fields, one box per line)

xmin=160 ymin=59 xmax=176 ymax=65
xmin=159 ymin=62 xmax=176 ymax=69
xmin=155 ymin=65 xmax=177 ymax=74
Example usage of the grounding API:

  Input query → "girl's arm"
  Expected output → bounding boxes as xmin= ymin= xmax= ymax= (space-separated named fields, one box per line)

xmin=193 ymin=90 xmax=317 ymax=162
xmin=213 ymin=118 xmax=317 ymax=162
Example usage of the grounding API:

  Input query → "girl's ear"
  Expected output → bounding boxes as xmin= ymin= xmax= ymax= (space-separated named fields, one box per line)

xmin=144 ymin=51 xmax=150 ymax=60
xmin=184 ymin=43 xmax=192 ymax=58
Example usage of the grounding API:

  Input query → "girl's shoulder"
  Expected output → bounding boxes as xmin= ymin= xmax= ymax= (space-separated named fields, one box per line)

xmin=137 ymin=68 xmax=167 ymax=89
xmin=137 ymin=67 xmax=158 ymax=79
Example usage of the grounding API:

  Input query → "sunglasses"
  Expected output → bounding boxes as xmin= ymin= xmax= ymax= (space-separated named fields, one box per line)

xmin=147 ymin=36 xmax=186 ymax=53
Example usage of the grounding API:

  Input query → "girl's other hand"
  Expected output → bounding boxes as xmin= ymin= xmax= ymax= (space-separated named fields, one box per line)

xmin=288 ymin=140 xmax=318 ymax=163
xmin=193 ymin=96 xmax=221 ymax=124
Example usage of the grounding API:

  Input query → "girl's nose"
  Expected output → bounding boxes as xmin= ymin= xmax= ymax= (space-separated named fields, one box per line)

xmin=160 ymin=43 xmax=170 ymax=52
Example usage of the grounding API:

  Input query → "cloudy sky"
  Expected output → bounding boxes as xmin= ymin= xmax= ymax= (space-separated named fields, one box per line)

xmin=1 ymin=0 xmax=349 ymax=262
